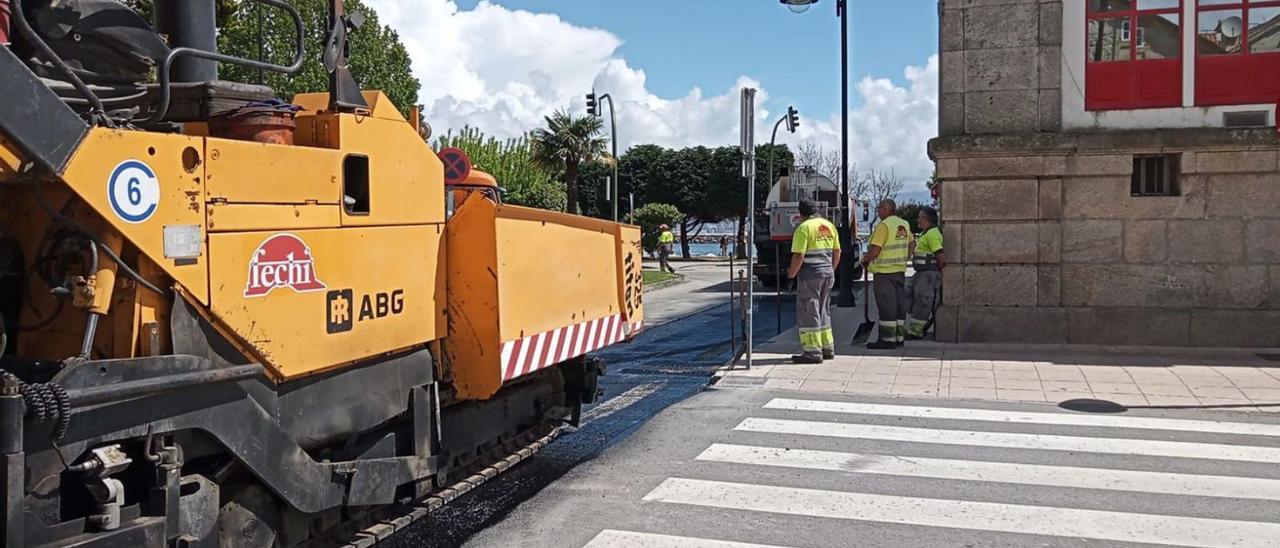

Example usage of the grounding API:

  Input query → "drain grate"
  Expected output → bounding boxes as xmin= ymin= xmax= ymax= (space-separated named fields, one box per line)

xmin=1259 ymin=353 xmax=1280 ymax=362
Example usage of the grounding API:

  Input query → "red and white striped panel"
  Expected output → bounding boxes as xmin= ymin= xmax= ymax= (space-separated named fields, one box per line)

xmin=500 ymin=314 xmax=630 ymax=382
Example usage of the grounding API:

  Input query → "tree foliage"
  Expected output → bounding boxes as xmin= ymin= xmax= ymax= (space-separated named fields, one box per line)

xmin=530 ymin=110 xmax=609 ymax=214
xmin=122 ymin=0 xmax=420 ymax=115
xmin=434 ymin=127 xmax=566 ymax=211
xmin=897 ymin=202 xmax=927 ymax=234
xmin=630 ymin=203 xmax=684 ymax=254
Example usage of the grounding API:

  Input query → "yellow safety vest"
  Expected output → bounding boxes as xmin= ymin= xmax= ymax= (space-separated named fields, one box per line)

xmin=868 ymin=215 xmax=912 ymax=274
xmin=658 ymin=231 xmax=674 ymax=245
xmin=792 ymin=216 xmax=839 ymax=279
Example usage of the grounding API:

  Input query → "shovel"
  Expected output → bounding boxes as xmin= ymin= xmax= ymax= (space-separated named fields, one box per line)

xmin=851 ymin=266 xmax=875 ymax=344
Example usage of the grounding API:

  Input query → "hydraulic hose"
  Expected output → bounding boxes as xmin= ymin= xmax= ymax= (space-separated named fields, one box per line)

xmin=31 ymin=177 xmax=165 ymax=296
xmin=8 ymin=0 xmax=112 ymax=126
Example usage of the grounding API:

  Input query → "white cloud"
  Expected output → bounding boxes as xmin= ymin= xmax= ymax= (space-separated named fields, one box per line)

xmin=363 ymin=0 xmax=937 ymax=190
xmin=784 ymin=55 xmax=940 ymax=192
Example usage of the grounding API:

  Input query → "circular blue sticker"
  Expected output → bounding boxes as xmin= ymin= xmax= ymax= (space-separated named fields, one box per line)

xmin=107 ymin=160 xmax=160 ymax=223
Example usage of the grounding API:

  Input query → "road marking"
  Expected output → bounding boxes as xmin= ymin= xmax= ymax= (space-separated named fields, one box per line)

xmin=582 ymin=382 xmax=663 ymax=423
xmin=764 ymin=398 xmax=1280 ymax=438
xmin=696 ymin=443 xmax=1280 ymax=501
xmin=643 ymin=478 xmax=1280 ymax=547
xmin=582 ymin=530 xmax=792 ymax=548
xmin=735 ymin=418 xmax=1280 ymax=463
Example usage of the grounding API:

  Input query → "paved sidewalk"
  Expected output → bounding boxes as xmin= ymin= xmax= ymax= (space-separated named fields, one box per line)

xmin=721 ymin=305 xmax=1280 ymax=412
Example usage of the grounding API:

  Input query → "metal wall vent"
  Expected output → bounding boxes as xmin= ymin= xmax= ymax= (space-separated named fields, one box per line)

xmin=1223 ymin=111 xmax=1269 ymax=127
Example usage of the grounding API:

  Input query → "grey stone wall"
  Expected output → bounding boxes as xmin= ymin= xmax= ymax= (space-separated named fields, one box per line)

xmin=940 ymin=0 xmax=1062 ymax=136
xmin=931 ymin=130 xmax=1280 ymax=347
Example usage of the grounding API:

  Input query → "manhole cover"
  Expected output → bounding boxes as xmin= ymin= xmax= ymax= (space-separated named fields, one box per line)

xmin=1058 ymin=398 xmax=1127 ymax=413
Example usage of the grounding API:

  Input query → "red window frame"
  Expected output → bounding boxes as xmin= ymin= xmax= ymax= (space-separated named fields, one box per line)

xmin=1195 ymin=0 xmax=1280 ymax=106
xmin=1086 ymin=1 xmax=1184 ymax=110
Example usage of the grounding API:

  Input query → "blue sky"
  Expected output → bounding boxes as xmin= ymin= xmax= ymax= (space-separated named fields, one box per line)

xmin=452 ymin=0 xmax=940 ymax=121
xmin=371 ymin=0 xmax=941 ymax=190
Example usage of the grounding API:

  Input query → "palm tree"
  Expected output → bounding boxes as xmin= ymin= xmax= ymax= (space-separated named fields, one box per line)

xmin=530 ymin=110 xmax=609 ymax=214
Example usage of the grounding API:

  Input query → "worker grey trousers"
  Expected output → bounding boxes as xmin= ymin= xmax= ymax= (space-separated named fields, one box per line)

xmin=658 ymin=246 xmax=675 ymax=273
xmin=796 ymin=276 xmax=835 ymax=356
xmin=909 ymin=270 xmax=941 ymax=337
xmin=873 ymin=272 xmax=907 ymax=343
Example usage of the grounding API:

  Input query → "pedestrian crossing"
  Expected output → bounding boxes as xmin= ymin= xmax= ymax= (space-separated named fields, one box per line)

xmin=584 ymin=397 xmax=1280 ymax=547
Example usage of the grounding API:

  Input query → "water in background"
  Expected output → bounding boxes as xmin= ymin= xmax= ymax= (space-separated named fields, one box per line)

xmin=687 ymin=242 xmax=725 ymax=257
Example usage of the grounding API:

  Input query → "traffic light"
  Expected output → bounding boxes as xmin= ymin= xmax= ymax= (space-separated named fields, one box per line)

xmin=586 ymin=91 xmax=599 ymax=117
xmin=785 ymin=106 xmax=800 ymax=133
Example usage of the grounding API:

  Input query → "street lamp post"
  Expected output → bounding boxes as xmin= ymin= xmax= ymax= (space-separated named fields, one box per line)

xmin=587 ymin=90 xmax=619 ymax=221
xmin=779 ymin=0 xmax=855 ymax=307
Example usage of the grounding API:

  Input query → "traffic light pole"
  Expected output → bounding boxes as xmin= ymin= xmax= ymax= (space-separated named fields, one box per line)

xmin=602 ymin=94 xmax=618 ymax=222
xmin=587 ymin=90 xmax=620 ymax=221
xmin=835 ymin=0 xmax=856 ymax=307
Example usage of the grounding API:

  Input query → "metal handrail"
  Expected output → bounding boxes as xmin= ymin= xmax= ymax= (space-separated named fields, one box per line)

xmin=143 ymin=0 xmax=307 ymax=125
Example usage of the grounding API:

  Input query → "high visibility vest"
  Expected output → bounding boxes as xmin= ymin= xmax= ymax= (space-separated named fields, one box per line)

xmin=912 ymin=226 xmax=944 ymax=271
xmin=869 ymin=215 xmax=912 ymax=274
xmin=658 ymin=231 xmax=674 ymax=244
xmin=791 ymin=216 xmax=839 ymax=278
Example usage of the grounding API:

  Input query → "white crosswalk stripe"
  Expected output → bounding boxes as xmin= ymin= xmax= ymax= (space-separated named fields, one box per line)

xmin=764 ymin=398 xmax=1280 ymax=437
xmin=644 ymin=478 xmax=1280 ymax=548
xmin=593 ymin=397 xmax=1280 ymax=547
xmin=583 ymin=530 xmax=795 ymax=548
xmin=736 ymin=417 xmax=1280 ymax=463
xmin=695 ymin=443 xmax=1280 ymax=501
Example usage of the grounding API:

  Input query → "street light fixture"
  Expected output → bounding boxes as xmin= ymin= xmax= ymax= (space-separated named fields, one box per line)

xmin=778 ymin=0 xmax=856 ymax=308
xmin=586 ymin=89 xmax=619 ymax=221
xmin=781 ymin=0 xmax=815 ymax=13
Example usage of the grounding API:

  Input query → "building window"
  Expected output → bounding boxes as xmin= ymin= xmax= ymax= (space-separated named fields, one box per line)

xmin=1087 ymin=1 xmax=1183 ymax=110
xmin=1195 ymin=0 xmax=1280 ymax=105
xmin=1131 ymin=155 xmax=1181 ymax=196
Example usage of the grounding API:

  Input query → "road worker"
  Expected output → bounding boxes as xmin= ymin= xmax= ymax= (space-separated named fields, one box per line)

xmin=658 ymin=224 xmax=677 ymax=274
xmin=787 ymin=199 xmax=841 ymax=363
xmin=907 ymin=206 xmax=944 ymax=340
xmin=859 ymin=199 xmax=913 ymax=350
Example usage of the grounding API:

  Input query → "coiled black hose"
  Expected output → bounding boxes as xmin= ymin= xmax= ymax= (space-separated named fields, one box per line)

xmin=0 ymin=368 xmax=71 ymax=441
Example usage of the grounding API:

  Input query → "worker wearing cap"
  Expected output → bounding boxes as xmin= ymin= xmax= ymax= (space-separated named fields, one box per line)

xmin=859 ymin=199 xmax=913 ymax=350
xmin=907 ymin=206 xmax=944 ymax=339
xmin=657 ymin=225 xmax=677 ymax=274
xmin=787 ymin=199 xmax=841 ymax=363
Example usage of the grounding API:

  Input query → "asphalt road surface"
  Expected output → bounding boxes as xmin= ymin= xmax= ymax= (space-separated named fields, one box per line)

xmin=459 ymin=388 xmax=1280 ymax=548
xmin=384 ymin=263 xmax=797 ymax=547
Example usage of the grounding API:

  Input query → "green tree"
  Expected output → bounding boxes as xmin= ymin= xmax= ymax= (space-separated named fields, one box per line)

xmin=530 ymin=110 xmax=609 ymax=215
xmin=209 ymin=0 xmax=420 ymax=115
xmin=630 ymin=203 xmax=684 ymax=255
xmin=576 ymin=160 xmax=614 ymax=219
xmin=434 ymin=127 xmax=566 ymax=211
xmin=897 ymin=202 xmax=926 ymax=234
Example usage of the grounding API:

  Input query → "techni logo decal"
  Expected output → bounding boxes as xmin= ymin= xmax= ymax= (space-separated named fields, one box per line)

xmin=244 ymin=234 xmax=327 ymax=298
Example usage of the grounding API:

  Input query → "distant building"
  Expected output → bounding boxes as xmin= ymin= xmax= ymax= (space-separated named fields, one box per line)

xmin=930 ymin=0 xmax=1280 ymax=347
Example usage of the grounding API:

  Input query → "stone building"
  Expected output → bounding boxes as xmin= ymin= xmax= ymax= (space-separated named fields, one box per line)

xmin=929 ymin=0 xmax=1280 ymax=347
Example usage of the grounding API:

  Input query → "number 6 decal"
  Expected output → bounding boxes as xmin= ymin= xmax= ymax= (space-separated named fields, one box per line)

xmin=108 ymin=160 xmax=160 ymax=224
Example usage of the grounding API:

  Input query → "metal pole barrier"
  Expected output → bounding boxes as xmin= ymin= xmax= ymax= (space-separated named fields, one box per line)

xmin=729 ymin=251 xmax=736 ymax=360
xmin=741 ymin=88 xmax=756 ymax=370
xmin=775 ymin=244 xmax=782 ymax=335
